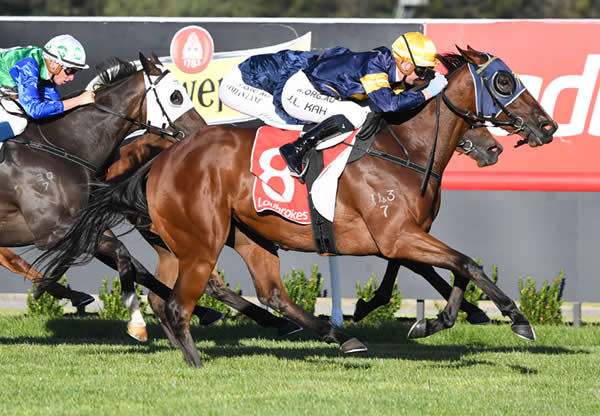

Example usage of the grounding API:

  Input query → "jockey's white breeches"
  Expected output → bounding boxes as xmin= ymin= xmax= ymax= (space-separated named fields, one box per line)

xmin=281 ymin=70 xmax=371 ymax=130
xmin=218 ymin=67 xmax=303 ymax=130
xmin=0 ymin=95 xmax=27 ymax=137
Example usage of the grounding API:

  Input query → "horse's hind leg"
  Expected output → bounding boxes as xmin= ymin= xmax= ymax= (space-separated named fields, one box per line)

xmin=144 ymin=232 xmax=301 ymax=339
xmin=166 ymin=259 xmax=215 ymax=367
xmin=233 ymin=230 xmax=366 ymax=353
xmin=390 ymin=227 xmax=533 ymax=341
xmin=96 ymin=231 xmax=148 ymax=342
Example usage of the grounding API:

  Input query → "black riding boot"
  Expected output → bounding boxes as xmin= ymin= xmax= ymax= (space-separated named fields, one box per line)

xmin=279 ymin=114 xmax=354 ymax=179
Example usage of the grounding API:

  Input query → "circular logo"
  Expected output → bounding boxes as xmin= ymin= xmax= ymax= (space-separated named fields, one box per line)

xmin=170 ymin=26 xmax=214 ymax=74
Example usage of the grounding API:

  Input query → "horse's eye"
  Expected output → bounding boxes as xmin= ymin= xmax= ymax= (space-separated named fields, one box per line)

xmin=170 ymin=90 xmax=183 ymax=105
xmin=493 ymin=71 xmax=515 ymax=97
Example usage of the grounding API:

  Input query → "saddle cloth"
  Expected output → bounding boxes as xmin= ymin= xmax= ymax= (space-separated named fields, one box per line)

xmin=250 ymin=126 xmax=357 ymax=224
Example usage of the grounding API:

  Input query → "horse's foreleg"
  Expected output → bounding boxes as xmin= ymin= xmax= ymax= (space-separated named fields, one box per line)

xmin=353 ymin=260 xmax=401 ymax=322
xmin=352 ymin=258 xmax=490 ymax=325
xmin=0 ymin=248 xmax=94 ymax=309
xmin=233 ymin=231 xmax=366 ymax=354
xmin=391 ymin=228 xmax=533 ymax=341
xmin=403 ymin=261 xmax=491 ymax=325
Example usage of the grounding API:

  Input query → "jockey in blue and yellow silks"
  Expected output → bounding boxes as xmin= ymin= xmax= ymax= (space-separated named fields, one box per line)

xmin=0 ymin=34 xmax=95 ymax=145
xmin=219 ymin=32 xmax=449 ymax=179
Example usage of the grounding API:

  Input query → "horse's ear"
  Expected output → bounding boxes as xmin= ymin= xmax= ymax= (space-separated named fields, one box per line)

xmin=150 ymin=52 xmax=162 ymax=66
xmin=456 ymin=44 xmax=487 ymax=65
xmin=139 ymin=52 xmax=161 ymax=76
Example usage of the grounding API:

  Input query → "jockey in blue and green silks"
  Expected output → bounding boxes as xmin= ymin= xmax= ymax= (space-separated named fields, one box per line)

xmin=0 ymin=34 xmax=95 ymax=143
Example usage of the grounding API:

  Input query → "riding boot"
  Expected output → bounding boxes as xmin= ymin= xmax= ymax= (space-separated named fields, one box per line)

xmin=279 ymin=114 xmax=354 ymax=179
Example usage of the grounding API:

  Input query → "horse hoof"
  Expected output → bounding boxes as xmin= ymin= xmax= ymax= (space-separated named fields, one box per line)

xmin=352 ymin=299 xmax=368 ymax=322
xmin=71 ymin=293 xmax=95 ymax=309
xmin=466 ymin=310 xmax=491 ymax=325
xmin=127 ymin=324 xmax=148 ymax=342
xmin=407 ymin=319 xmax=428 ymax=339
xmin=277 ymin=320 xmax=303 ymax=337
xmin=199 ymin=310 xmax=224 ymax=326
xmin=340 ymin=337 xmax=367 ymax=354
xmin=511 ymin=323 xmax=536 ymax=341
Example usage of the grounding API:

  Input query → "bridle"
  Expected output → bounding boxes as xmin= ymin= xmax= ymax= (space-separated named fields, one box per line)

xmin=441 ymin=55 xmax=538 ymax=147
xmin=11 ymin=64 xmax=189 ymax=174
xmin=93 ymin=66 xmax=186 ymax=143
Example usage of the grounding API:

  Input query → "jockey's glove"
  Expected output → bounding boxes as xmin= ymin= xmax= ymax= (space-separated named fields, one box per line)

xmin=423 ymin=73 xmax=448 ymax=98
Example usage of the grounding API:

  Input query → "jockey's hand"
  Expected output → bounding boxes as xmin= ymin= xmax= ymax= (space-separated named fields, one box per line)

xmin=62 ymin=91 xmax=95 ymax=112
xmin=422 ymin=73 xmax=448 ymax=100
xmin=77 ymin=91 xmax=96 ymax=106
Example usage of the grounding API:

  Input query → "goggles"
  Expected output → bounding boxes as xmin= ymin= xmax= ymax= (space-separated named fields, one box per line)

xmin=63 ymin=67 xmax=81 ymax=76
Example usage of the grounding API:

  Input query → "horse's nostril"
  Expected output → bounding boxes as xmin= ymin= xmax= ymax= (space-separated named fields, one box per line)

xmin=540 ymin=121 xmax=558 ymax=136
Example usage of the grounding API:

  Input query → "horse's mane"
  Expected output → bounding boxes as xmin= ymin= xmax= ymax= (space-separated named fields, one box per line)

xmin=436 ymin=53 xmax=467 ymax=76
xmin=94 ymin=57 xmax=138 ymax=92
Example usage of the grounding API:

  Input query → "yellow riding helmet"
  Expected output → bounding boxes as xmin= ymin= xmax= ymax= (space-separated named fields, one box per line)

xmin=392 ymin=32 xmax=438 ymax=67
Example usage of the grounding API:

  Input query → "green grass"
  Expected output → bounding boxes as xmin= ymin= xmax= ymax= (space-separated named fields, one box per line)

xmin=1 ymin=314 xmax=600 ymax=415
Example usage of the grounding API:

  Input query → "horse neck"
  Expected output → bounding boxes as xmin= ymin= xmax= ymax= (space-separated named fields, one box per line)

xmin=45 ymin=72 xmax=145 ymax=169
xmin=388 ymin=69 xmax=475 ymax=176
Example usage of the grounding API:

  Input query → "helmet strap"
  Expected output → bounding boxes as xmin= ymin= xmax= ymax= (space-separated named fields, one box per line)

xmin=396 ymin=57 xmax=414 ymax=77
xmin=45 ymin=58 xmax=62 ymax=77
xmin=402 ymin=34 xmax=418 ymax=69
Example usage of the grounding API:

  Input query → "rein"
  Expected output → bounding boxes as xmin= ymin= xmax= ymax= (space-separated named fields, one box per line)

xmin=93 ymin=103 xmax=180 ymax=143
xmin=93 ymin=69 xmax=183 ymax=143
xmin=11 ymin=124 xmax=99 ymax=173
xmin=10 ymin=66 xmax=183 ymax=173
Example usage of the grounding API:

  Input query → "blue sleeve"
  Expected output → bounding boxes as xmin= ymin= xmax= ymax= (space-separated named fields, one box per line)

xmin=9 ymin=57 xmax=64 ymax=119
xmin=360 ymin=53 xmax=426 ymax=113
xmin=41 ymin=83 xmax=61 ymax=101
xmin=368 ymin=88 xmax=426 ymax=113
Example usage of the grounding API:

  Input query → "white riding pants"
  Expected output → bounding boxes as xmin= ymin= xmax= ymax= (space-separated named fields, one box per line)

xmin=218 ymin=67 xmax=302 ymax=130
xmin=0 ymin=95 xmax=27 ymax=138
xmin=281 ymin=71 xmax=371 ymax=130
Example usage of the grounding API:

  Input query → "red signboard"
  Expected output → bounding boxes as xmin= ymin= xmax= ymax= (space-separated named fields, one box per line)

xmin=425 ymin=21 xmax=600 ymax=191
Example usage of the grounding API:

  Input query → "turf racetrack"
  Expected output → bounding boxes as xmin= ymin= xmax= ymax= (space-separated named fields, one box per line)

xmin=1 ymin=313 xmax=599 ymax=415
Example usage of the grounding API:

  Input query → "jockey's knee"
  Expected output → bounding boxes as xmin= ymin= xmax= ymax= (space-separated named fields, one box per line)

xmin=12 ymin=118 xmax=27 ymax=135
xmin=0 ymin=118 xmax=27 ymax=140
xmin=0 ymin=122 xmax=14 ymax=141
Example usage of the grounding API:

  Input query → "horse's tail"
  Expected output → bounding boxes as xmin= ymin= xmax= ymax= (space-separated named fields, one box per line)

xmin=34 ymin=159 xmax=154 ymax=295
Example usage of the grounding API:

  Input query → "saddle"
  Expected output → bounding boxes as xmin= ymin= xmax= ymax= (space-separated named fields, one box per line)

xmin=303 ymin=113 xmax=386 ymax=254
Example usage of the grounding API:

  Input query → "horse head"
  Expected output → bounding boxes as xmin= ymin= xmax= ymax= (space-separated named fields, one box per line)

xmin=456 ymin=128 xmax=503 ymax=167
xmin=136 ymin=52 xmax=206 ymax=138
xmin=455 ymin=46 xmax=557 ymax=147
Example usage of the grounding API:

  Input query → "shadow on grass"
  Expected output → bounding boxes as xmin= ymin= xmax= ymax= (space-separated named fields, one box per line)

xmin=0 ymin=315 xmax=590 ymax=371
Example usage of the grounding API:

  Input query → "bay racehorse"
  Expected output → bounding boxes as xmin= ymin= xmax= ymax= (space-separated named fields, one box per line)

xmin=37 ymin=46 xmax=554 ymax=366
xmin=103 ymin=117 xmax=504 ymax=341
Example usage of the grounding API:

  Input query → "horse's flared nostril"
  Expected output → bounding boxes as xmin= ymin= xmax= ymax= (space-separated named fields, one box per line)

xmin=489 ymin=143 xmax=504 ymax=155
xmin=541 ymin=121 xmax=558 ymax=137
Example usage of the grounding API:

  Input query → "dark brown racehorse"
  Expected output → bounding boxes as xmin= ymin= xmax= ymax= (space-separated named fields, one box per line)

xmin=40 ymin=46 xmax=555 ymax=366
xmin=0 ymin=52 xmax=225 ymax=339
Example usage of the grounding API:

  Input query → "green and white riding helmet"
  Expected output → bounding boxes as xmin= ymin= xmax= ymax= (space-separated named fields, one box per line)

xmin=43 ymin=34 xmax=89 ymax=70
